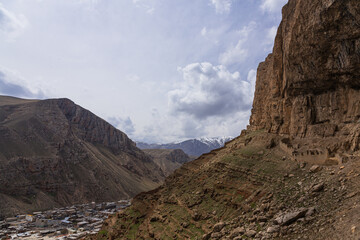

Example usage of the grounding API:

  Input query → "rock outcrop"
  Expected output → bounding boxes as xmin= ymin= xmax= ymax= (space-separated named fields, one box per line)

xmin=0 ymin=96 xmax=164 ymax=218
xmin=250 ymin=0 xmax=360 ymax=153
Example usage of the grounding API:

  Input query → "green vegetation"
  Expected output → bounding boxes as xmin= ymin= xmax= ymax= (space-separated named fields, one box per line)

xmin=126 ymin=222 xmax=140 ymax=239
xmin=97 ymin=230 xmax=108 ymax=239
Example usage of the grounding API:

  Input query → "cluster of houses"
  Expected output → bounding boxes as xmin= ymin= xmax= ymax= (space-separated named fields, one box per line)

xmin=0 ymin=200 xmax=131 ymax=240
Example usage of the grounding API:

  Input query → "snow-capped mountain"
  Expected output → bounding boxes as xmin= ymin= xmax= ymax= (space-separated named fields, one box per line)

xmin=137 ymin=136 xmax=233 ymax=157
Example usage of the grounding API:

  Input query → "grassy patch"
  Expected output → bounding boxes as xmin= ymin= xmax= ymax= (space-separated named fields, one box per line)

xmin=97 ymin=230 xmax=108 ymax=240
xmin=125 ymin=222 xmax=140 ymax=240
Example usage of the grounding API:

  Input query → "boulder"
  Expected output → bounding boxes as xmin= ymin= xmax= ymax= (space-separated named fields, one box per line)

xmin=274 ymin=208 xmax=308 ymax=226
xmin=213 ymin=222 xmax=225 ymax=232
xmin=229 ymin=227 xmax=245 ymax=238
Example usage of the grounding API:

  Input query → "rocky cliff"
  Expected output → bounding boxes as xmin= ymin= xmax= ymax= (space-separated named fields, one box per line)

xmin=250 ymin=0 xmax=360 ymax=153
xmin=0 ymin=96 xmax=164 ymax=217
xmin=91 ymin=1 xmax=360 ymax=239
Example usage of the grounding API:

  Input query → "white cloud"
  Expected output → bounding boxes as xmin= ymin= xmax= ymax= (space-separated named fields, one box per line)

xmin=260 ymin=0 xmax=287 ymax=13
xmin=219 ymin=22 xmax=256 ymax=66
xmin=132 ymin=66 xmax=258 ymax=143
xmin=210 ymin=0 xmax=232 ymax=14
xmin=201 ymin=27 xmax=207 ymax=36
xmin=262 ymin=25 xmax=278 ymax=51
xmin=267 ymin=26 xmax=278 ymax=41
xmin=168 ymin=62 xmax=254 ymax=120
xmin=107 ymin=116 xmax=136 ymax=136
xmin=219 ymin=39 xmax=248 ymax=66
xmin=0 ymin=3 xmax=28 ymax=38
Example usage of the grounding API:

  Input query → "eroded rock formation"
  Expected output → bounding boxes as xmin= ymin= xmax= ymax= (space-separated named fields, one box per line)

xmin=250 ymin=0 xmax=360 ymax=153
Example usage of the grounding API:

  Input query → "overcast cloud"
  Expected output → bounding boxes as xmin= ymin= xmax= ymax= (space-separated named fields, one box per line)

xmin=0 ymin=0 xmax=286 ymax=143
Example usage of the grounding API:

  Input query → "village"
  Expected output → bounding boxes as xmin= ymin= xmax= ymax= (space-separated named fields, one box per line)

xmin=0 ymin=200 xmax=131 ymax=240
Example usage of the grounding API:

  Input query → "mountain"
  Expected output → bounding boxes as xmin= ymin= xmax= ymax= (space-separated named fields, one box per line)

xmin=92 ymin=1 xmax=360 ymax=239
xmin=142 ymin=149 xmax=194 ymax=176
xmin=137 ymin=137 xmax=233 ymax=157
xmin=0 ymin=96 xmax=164 ymax=218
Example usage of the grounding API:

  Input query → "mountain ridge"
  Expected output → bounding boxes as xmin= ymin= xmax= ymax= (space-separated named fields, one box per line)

xmin=137 ymin=136 xmax=233 ymax=157
xmin=0 ymin=95 xmax=164 ymax=217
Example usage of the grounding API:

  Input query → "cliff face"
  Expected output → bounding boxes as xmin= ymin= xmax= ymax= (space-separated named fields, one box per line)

xmin=0 ymin=96 xmax=164 ymax=217
xmin=250 ymin=0 xmax=360 ymax=149
xmin=56 ymin=99 xmax=137 ymax=154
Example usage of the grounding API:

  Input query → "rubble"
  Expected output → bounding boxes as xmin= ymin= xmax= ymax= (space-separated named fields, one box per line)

xmin=0 ymin=200 xmax=131 ymax=240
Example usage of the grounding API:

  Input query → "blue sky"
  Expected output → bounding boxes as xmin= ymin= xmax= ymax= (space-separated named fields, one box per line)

xmin=0 ymin=0 xmax=287 ymax=143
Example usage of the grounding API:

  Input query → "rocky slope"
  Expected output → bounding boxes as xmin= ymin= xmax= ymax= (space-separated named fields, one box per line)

xmin=0 ymin=96 xmax=164 ymax=218
xmin=93 ymin=133 xmax=360 ymax=240
xmin=91 ymin=0 xmax=360 ymax=239
xmin=137 ymin=137 xmax=233 ymax=157
xmin=142 ymin=149 xmax=193 ymax=176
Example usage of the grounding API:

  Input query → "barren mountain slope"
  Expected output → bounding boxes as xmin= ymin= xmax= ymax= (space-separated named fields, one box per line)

xmin=91 ymin=0 xmax=360 ymax=239
xmin=0 ymin=96 xmax=164 ymax=218
xmin=142 ymin=149 xmax=193 ymax=176
xmin=93 ymin=132 xmax=360 ymax=240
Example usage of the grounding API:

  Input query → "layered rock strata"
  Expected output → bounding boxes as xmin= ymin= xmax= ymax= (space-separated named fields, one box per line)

xmin=250 ymin=0 xmax=360 ymax=156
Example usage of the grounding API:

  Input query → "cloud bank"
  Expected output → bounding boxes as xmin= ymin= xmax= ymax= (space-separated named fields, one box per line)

xmin=168 ymin=62 xmax=255 ymax=120
xmin=0 ymin=71 xmax=44 ymax=99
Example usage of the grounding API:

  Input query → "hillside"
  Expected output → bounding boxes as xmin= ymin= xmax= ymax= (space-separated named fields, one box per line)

xmin=0 ymin=96 xmax=164 ymax=218
xmin=92 ymin=0 xmax=360 ymax=239
xmin=142 ymin=149 xmax=193 ymax=176
xmin=137 ymin=137 xmax=233 ymax=157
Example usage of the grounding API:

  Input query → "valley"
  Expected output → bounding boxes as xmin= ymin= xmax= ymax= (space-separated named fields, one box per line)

xmin=0 ymin=0 xmax=359 ymax=239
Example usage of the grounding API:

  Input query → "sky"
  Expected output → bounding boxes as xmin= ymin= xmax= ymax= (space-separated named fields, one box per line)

xmin=0 ymin=0 xmax=287 ymax=143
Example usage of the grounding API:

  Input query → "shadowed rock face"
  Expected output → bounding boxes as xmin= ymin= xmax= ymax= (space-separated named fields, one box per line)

xmin=0 ymin=96 xmax=164 ymax=217
xmin=250 ymin=0 xmax=360 ymax=144
xmin=56 ymin=99 xmax=137 ymax=154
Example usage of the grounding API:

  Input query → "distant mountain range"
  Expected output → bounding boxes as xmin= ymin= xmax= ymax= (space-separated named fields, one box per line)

xmin=136 ymin=137 xmax=233 ymax=157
